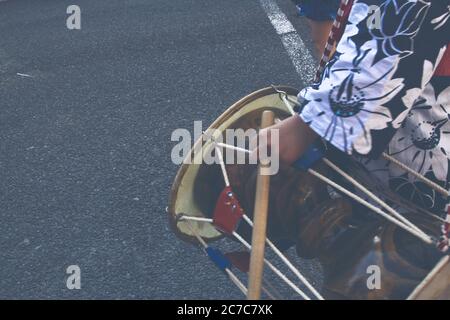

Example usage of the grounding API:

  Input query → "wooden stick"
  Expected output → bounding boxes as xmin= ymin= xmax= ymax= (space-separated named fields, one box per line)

xmin=407 ymin=255 xmax=450 ymax=300
xmin=247 ymin=110 xmax=275 ymax=300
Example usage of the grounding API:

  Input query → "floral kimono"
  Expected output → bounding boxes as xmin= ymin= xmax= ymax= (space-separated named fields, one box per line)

xmin=298 ymin=0 xmax=450 ymax=215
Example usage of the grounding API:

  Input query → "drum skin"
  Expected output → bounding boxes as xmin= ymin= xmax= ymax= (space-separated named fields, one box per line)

xmin=168 ymin=86 xmax=298 ymax=243
xmin=168 ymin=86 xmax=446 ymax=300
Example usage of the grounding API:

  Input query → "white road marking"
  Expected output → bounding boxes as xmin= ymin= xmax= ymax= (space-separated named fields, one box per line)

xmin=17 ymin=73 xmax=33 ymax=78
xmin=258 ymin=0 xmax=316 ymax=84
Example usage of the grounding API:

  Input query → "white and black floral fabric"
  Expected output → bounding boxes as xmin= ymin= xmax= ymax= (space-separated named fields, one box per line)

xmin=298 ymin=0 xmax=450 ymax=214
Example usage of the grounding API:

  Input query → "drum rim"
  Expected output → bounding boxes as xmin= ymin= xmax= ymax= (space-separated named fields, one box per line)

xmin=167 ymin=85 xmax=299 ymax=244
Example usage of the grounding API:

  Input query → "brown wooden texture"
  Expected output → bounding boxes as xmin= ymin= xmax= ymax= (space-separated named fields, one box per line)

xmin=247 ymin=110 xmax=274 ymax=300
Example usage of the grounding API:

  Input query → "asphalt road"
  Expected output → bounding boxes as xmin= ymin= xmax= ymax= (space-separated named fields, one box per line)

xmin=0 ymin=0 xmax=320 ymax=299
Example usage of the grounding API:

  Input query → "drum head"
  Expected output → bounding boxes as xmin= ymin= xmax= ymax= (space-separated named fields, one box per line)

xmin=168 ymin=86 xmax=298 ymax=244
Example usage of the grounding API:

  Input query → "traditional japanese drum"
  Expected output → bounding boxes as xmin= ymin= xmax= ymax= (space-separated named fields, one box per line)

xmin=168 ymin=86 xmax=450 ymax=300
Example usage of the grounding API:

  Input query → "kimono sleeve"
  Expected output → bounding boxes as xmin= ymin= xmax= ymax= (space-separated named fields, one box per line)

xmin=298 ymin=0 xmax=450 ymax=156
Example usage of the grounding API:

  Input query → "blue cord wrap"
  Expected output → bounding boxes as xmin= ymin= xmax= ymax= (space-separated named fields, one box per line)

xmin=206 ymin=247 xmax=232 ymax=272
xmin=293 ymin=142 xmax=325 ymax=171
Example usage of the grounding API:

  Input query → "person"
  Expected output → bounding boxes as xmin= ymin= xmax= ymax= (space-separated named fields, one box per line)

xmin=259 ymin=0 xmax=450 ymax=216
xmin=291 ymin=0 xmax=340 ymax=55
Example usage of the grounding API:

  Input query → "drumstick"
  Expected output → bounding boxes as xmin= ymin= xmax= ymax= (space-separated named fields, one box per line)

xmin=214 ymin=144 xmax=230 ymax=187
xmin=247 ymin=110 xmax=275 ymax=300
xmin=214 ymin=142 xmax=250 ymax=154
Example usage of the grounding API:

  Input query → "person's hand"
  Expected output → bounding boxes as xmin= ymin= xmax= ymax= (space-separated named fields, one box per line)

xmin=250 ymin=115 xmax=318 ymax=166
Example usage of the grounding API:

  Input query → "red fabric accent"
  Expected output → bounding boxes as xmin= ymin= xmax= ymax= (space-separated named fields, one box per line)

xmin=435 ymin=45 xmax=450 ymax=77
xmin=334 ymin=0 xmax=355 ymax=44
xmin=224 ymin=251 xmax=250 ymax=273
xmin=315 ymin=0 xmax=355 ymax=81
xmin=212 ymin=186 xmax=244 ymax=234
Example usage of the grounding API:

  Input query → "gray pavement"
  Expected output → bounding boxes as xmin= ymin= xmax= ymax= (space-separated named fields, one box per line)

xmin=0 ymin=0 xmax=319 ymax=299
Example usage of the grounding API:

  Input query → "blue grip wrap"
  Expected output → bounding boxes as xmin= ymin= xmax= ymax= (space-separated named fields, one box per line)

xmin=293 ymin=142 xmax=325 ymax=171
xmin=206 ymin=247 xmax=232 ymax=272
